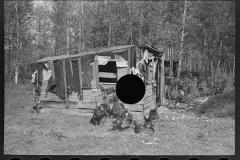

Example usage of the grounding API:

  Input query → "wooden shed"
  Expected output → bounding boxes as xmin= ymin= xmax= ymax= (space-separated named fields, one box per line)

xmin=30 ymin=44 xmax=165 ymax=119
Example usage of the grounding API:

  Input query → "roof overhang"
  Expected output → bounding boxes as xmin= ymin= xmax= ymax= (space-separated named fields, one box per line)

xmin=31 ymin=44 xmax=165 ymax=65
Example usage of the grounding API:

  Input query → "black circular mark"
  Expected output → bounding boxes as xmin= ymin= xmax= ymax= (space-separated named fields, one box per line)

xmin=116 ymin=74 xmax=145 ymax=104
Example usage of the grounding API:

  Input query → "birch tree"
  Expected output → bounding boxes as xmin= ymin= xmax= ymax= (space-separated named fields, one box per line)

xmin=4 ymin=1 xmax=33 ymax=83
xmin=177 ymin=0 xmax=188 ymax=77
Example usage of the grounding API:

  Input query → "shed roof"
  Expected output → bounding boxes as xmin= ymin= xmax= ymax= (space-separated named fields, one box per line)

xmin=32 ymin=44 xmax=164 ymax=64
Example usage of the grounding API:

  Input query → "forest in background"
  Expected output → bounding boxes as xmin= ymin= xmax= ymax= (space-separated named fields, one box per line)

xmin=4 ymin=0 xmax=235 ymax=91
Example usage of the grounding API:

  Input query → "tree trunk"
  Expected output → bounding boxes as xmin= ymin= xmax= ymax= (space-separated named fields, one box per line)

xmin=177 ymin=0 xmax=188 ymax=78
xmin=233 ymin=56 xmax=235 ymax=75
xmin=8 ymin=35 xmax=11 ymax=78
xmin=211 ymin=59 xmax=213 ymax=88
xmin=128 ymin=3 xmax=133 ymax=45
xmin=218 ymin=39 xmax=222 ymax=75
xmin=185 ymin=58 xmax=187 ymax=72
xmin=113 ymin=23 xmax=116 ymax=46
xmin=107 ymin=2 xmax=112 ymax=48
xmin=81 ymin=1 xmax=85 ymax=50
xmin=192 ymin=58 xmax=193 ymax=72
xmin=139 ymin=12 xmax=143 ymax=44
xmin=189 ymin=57 xmax=192 ymax=72
xmin=14 ymin=61 xmax=19 ymax=84
xmin=108 ymin=22 xmax=112 ymax=47
xmin=202 ymin=30 xmax=207 ymax=77
xmin=54 ymin=2 xmax=60 ymax=56
xmin=15 ymin=2 xmax=19 ymax=84
xmin=66 ymin=19 xmax=69 ymax=55
xmin=228 ymin=54 xmax=230 ymax=74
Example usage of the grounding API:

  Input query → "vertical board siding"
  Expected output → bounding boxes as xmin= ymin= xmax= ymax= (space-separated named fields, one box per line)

xmin=78 ymin=58 xmax=83 ymax=101
xmin=62 ymin=60 xmax=68 ymax=107
xmin=94 ymin=55 xmax=99 ymax=89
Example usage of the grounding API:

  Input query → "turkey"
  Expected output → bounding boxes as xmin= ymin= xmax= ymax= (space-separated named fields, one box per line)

xmin=89 ymin=103 xmax=110 ymax=126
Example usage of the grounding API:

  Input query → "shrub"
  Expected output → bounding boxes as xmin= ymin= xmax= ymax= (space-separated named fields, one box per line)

xmin=194 ymin=89 xmax=235 ymax=119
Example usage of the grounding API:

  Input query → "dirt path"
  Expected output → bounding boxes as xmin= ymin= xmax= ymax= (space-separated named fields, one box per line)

xmin=4 ymin=82 xmax=235 ymax=155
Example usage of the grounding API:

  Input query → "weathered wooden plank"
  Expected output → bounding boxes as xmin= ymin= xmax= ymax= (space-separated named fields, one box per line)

xmin=83 ymin=94 xmax=114 ymax=103
xmin=144 ymin=88 xmax=153 ymax=98
xmin=156 ymin=61 xmax=160 ymax=105
xmin=117 ymin=67 xmax=128 ymax=80
xmin=124 ymin=104 xmax=143 ymax=112
xmin=144 ymin=98 xmax=156 ymax=110
xmin=98 ymin=72 xmax=117 ymax=78
xmin=160 ymin=55 xmax=165 ymax=105
xmin=91 ymin=58 xmax=97 ymax=89
xmin=78 ymin=102 xmax=97 ymax=109
xmin=128 ymin=111 xmax=143 ymax=120
xmin=39 ymin=97 xmax=63 ymax=102
xmin=83 ymin=97 xmax=96 ymax=103
xmin=99 ymin=83 xmax=116 ymax=88
xmin=62 ymin=60 xmax=68 ymax=108
xmin=144 ymin=94 xmax=155 ymax=104
xmin=94 ymin=56 xmax=99 ymax=89
xmin=41 ymin=108 xmax=94 ymax=116
xmin=68 ymin=91 xmax=78 ymax=99
xmin=40 ymin=100 xmax=96 ymax=110
xmin=136 ymin=99 xmax=144 ymax=105
xmin=68 ymin=98 xmax=79 ymax=102
xmin=127 ymin=48 xmax=131 ymax=74
xmin=40 ymin=92 xmax=58 ymax=98
xmin=117 ymin=68 xmax=128 ymax=73
xmin=146 ymin=84 xmax=153 ymax=90
xmin=83 ymin=90 xmax=102 ymax=97
xmin=78 ymin=58 xmax=83 ymax=101
xmin=99 ymin=82 xmax=117 ymax=85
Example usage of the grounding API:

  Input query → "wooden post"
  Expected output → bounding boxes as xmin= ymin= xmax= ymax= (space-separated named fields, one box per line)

xmin=94 ymin=55 xmax=99 ymax=89
xmin=35 ymin=69 xmax=40 ymax=113
xmin=78 ymin=57 xmax=83 ymax=101
xmin=160 ymin=54 xmax=165 ymax=105
xmin=156 ymin=60 xmax=160 ymax=106
xmin=127 ymin=48 xmax=131 ymax=74
xmin=62 ymin=60 xmax=68 ymax=108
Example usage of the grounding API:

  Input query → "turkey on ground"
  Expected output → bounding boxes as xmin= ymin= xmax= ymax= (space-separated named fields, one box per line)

xmin=89 ymin=103 xmax=110 ymax=126
xmin=133 ymin=120 xmax=154 ymax=135
xmin=145 ymin=107 xmax=159 ymax=124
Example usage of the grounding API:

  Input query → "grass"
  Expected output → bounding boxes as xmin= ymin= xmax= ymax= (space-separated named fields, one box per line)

xmin=4 ymin=80 xmax=235 ymax=155
xmin=194 ymin=89 xmax=235 ymax=119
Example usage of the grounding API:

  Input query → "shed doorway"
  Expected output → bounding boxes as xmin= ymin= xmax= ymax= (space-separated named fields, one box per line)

xmin=98 ymin=61 xmax=117 ymax=83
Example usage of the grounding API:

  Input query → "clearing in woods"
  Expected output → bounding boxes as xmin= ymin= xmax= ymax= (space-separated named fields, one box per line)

xmin=4 ymin=81 xmax=235 ymax=155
